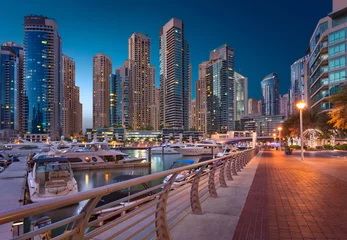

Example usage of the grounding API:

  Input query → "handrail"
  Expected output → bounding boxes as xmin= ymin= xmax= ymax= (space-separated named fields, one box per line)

xmin=0 ymin=148 xmax=259 ymax=240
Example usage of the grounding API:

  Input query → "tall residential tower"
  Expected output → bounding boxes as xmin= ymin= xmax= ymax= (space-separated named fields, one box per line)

xmin=261 ymin=72 xmax=280 ymax=116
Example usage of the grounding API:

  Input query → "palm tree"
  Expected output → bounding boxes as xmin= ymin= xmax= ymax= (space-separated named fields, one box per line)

xmin=328 ymin=85 xmax=347 ymax=130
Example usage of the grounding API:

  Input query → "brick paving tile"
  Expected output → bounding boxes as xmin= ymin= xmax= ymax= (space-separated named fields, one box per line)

xmin=233 ymin=150 xmax=347 ymax=240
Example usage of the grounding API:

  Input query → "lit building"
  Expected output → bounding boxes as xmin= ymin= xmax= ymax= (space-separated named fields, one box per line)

xmin=280 ymin=93 xmax=290 ymax=120
xmin=308 ymin=0 xmax=347 ymax=113
xmin=149 ymin=88 xmax=160 ymax=130
xmin=261 ymin=72 xmax=280 ymax=116
xmin=128 ymin=33 xmax=155 ymax=129
xmin=190 ymin=99 xmax=197 ymax=130
xmin=196 ymin=61 xmax=209 ymax=134
xmin=290 ymin=55 xmax=309 ymax=114
xmin=93 ymin=54 xmax=112 ymax=128
xmin=248 ymin=98 xmax=259 ymax=115
xmin=23 ymin=15 xmax=62 ymax=140
xmin=62 ymin=55 xmax=82 ymax=138
xmin=234 ymin=72 xmax=248 ymax=120
xmin=206 ymin=44 xmax=234 ymax=134
xmin=159 ymin=18 xmax=191 ymax=129
xmin=241 ymin=115 xmax=285 ymax=137
xmin=0 ymin=42 xmax=23 ymax=132
xmin=257 ymin=100 xmax=262 ymax=115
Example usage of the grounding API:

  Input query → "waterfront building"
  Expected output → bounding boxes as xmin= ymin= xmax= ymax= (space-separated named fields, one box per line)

xmin=162 ymin=128 xmax=203 ymax=142
xmin=206 ymin=44 xmax=234 ymax=134
xmin=280 ymin=93 xmax=290 ymax=120
xmin=190 ymin=99 xmax=197 ymax=130
xmin=23 ymin=15 xmax=62 ymax=140
xmin=93 ymin=54 xmax=112 ymax=128
xmin=149 ymin=88 xmax=160 ymax=130
xmin=159 ymin=18 xmax=191 ymax=129
xmin=0 ymin=42 xmax=23 ymax=132
xmin=62 ymin=55 xmax=82 ymax=138
xmin=261 ymin=72 xmax=280 ymax=116
xmin=241 ymin=114 xmax=285 ymax=137
xmin=290 ymin=55 xmax=309 ymax=114
xmin=85 ymin=127 xmax=126 ymax=142
xmin=128 ymin=33 xmax=155 ymax=130
xmin=248 ymin=98 xmax=259 ymax=115
xmin=234 ymin=72 xmax=248 ymax=121
xmin=196 ymin=61 xmax=209 ymax=134
xmin=308 ymin=0 xmax=347 ymax=113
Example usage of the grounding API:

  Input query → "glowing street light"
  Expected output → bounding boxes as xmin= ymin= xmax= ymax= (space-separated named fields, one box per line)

xmin=296 ymin=102 xmax=306 ymax=161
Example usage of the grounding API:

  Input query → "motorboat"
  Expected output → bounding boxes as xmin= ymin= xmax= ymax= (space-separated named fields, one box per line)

xmin=27 ymin=158 xmax=78 ymax=202
xmin=175 ymin=140 xmax=223 ymax=156
xmin=0 ymin=152 xmax=12 ymax=166
xmin=151 ymin=146 xmax=179 ymax=154
xmin=163 ymin=160 xmax=196 ymax=188
xmin=0 ymin=166 xmax=4 ymax=172
xmin=30 ymin=142 xmax=149 ymax=170
xmin=215 ymin=147 xmax=240 ymax=158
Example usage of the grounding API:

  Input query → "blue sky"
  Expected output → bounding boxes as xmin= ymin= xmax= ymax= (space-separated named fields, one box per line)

xmin=0 ymin=0 xmax=331 ymax=129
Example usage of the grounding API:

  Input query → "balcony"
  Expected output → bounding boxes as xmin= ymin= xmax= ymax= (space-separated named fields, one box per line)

xmin=310 ymin=54 xmax=329 ymax=77
xmin=310 ymin=66 xmax=329 ymax=87
xmin=310 ymin=78 xmax=329 ymax=97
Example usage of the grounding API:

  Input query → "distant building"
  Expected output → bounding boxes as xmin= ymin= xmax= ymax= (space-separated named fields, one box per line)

xmin=149 ymin=88 xmax=160 ymax=130
xmin=196 ymin=61 xmax=209 ymax=134
xmin=241 ymin=115 xmax=285 ymax=137
xmin=248 ymin=98 xmax=259 ymax=115
xmin=62 ymin=55 xmax=82 ymax=138
xmin=234 ymin=72 xmax=248 ymax=120
xmin=261 ymin=72 xmax=280 ymax=116
xmin=162 ymin=128 xmax=203 ymax=142
xmin=0 ymin=42 xmax=23 ymax=132
xmin=85 ymin=127 xmax=126 ymax=142
xmin=93 ymin=54 xmax=112 ymax=128
xmin=23 ymin=15 xmax=62 ymax=140
xmin=308 ymin=0 xmax=347 ymax=113
xmin=257 ymin=100 xmax=262 ymax=115
xmin=206 ymin=44 xmax=234 ymax=134
xmin=280 ymin=94 xmax=290 ymax=120
xmin=160 ymin=18 xmax=191 ymax=129
xmin=128 ymin=33 xmax=155 ymax=130
xmin=190 ymin=99 xmax=197 ymax=129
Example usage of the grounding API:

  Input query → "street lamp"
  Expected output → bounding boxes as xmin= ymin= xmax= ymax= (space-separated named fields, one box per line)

xmin=296 ymin=102 xmax=306 ymax=161
xmin=278 ymin=127 xmax=282 ymax=151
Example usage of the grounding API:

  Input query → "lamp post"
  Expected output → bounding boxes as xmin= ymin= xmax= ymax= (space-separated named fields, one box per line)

xmin=278 ymin=127 xmax=282 ymax=151
xmin=296 ymin=102 xmax=306 ymax=161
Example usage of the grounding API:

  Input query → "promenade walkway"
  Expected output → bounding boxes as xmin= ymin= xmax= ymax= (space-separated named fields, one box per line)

xmin=233 ymin=150 xmax=347 ymax=240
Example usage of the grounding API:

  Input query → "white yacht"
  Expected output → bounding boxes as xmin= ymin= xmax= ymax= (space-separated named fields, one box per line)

xmin=175 ymin=140 xmax=223 ymax=156
xmin=27 ymin=158 xmax=78 ymax=202
xmin=215 ymin=147 xmax=240 ymax=158
xmin=32 ymin=142 xmax=149 ymax=170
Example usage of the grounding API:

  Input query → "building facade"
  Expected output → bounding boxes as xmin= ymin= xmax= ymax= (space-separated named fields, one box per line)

xmin=248 ymin=98 xmax=259 ymax=115
xmin=190 ymin=99 xmax=197 ymax=130
xmin=280 ymin=93 xmax=290 ymax=120
xmin=308 ymin=0 xmax=347 ymax=113
xmin=196 ymin=61 xmax=209 ymax=134
xmin=206 ymin=44 xmax=234 ymax=134
xmin=23 ymin=15 xmax=62 ymax=140
xmin=149 ymin=88 xmax=160 ymax=130
xmin=261 ymin=72 xmax=280 ymax=116
xmin=62 ymin=55 xmax=82 ymax=138
xmin=234 ymin=72 xmax=248 ymax=120
xmin=241 ymin=115 xmax=285 ymax=137
xmin=128 ymin=33 xmax=155 ymax=130
xmin=93 ymin=54 xmax=112 ymax=128
xmin=0 ymin=42 xmax=23 ymax=132
xmin=159 ymin=18 xmax=191 ymax=129
xmin=290 ymin=55 xmax=309 ymax=114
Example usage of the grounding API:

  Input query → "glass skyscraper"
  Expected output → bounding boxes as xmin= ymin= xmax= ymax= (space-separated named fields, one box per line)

xmin=23 ymin=15 xmax=62 ymax=139
xmin=234 ymin=72 xmax=248 ymax=121
xmin=308 ymin=1 xmax=347 ymax=113
xmin=159 ymin=18 xmax=191 ymax=130
xmin=261 ymin=73 xmax=280 ymax=116
xmin=0 ymin=42 xmax=23 ymax=131
xmin=206 ymin=44 xmax=234 ymax=134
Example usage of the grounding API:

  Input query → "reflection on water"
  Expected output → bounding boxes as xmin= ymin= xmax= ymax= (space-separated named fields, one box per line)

xmin=25 ymin=150 xmax=209 ymax=236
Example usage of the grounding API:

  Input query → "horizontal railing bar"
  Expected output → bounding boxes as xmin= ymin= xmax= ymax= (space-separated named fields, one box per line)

xmin=52 ymin=227 xmax=79 ymax=240
xmin=141 ymin=225 xmax=160 ymax=240
xmin=12 ymin=214 xmax=84 ymax=240
xmin=167 ymin=195 xmax=190 ymax=215
xmin=124 ymin=218 xmax=156 ymax=240
xmin=1 ymin=151 xmax=251 ymax=224
xmin=167 ymin=200 xmax=190 ymax=222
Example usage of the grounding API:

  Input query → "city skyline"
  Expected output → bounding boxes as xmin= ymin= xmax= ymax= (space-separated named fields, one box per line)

xmin=0 ymin=0 xmax=331 ymax=129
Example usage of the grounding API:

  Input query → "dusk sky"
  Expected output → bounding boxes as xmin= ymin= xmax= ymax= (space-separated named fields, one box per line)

xmin=0 ymin=0 xmax=331 ymax=129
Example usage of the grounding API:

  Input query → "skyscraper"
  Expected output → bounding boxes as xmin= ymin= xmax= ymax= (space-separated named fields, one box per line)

xmin=0 ymin=42 xmax=24 ymax=131
xmin=190 ymin=99 xmax=197 ymax=130
xmin=159 ymin=18 xmax=190 ymax=129
xmin=206 ymin=44 xmax=234 ymax=134
xmin=290 ymin=55 xmax=308 ymax=114
xmin=93 ymin=53 xmax=112 ymax=128
xmin=128 ymin=33 xmax=155 ymax=129
xmin=149 ymin=88 xmax=160 ymax=130
xmin=234 ymin=72 xmax=248 ymax=120
xmin=261 ymin=73 xmax=280 ymax=116
xmin=308 ymin=0 xmax=347 ymax=113
xmin=62 ymin=55 xmax=82 ymax=138
xmin=248 ymin=98 xmax=259 ymax=115
xmin=24 ymin=15 xmax=62 ymax=140
xmin=196 ymin=61 xmax=209 ymax=134
xmin=280 ymin=93 xmax=290 ymax=120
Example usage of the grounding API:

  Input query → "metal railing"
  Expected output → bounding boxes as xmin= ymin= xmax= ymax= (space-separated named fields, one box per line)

xmin=0 ymin=148 xmax=259 ymax=240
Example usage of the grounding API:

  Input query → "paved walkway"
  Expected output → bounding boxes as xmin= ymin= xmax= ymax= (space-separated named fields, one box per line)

xmin=233 ymin=150 xmax=347 ymax=240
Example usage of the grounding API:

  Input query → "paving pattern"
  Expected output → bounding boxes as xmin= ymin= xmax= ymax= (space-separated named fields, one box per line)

xmin=233 ymin=150 xmax=347 ymax=240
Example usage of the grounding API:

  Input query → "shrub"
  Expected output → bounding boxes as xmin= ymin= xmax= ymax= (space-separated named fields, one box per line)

xmin=323 ymin=144 xmax=334 ymax=150
xmin=307 ymin=147 xmax=316 ymax=151
xmin=335 ymin=144 xmax=347 ymax=151
xmin=289 ymin=145 xmax=301 ymax=149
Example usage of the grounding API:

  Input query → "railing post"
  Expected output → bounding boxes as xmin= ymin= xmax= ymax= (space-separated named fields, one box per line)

xmin=240 ymin=152 xmax=245 ymax=168
xmin=190 ymin=164 xmax=208 ymax=215
xmin=236 ymin=154 xmax=242 ymax=172
xmin=155 ymin=172 xmax=179 ymax=240
xmin=219 ymin=160 xmax=228 ymax=188
xmin=231 ymin=155 xmax=238 ymax=176
xmin=208 ymin=162 xmax=218 ymax=198
xmin=226 ymin=157 xmax=233 ymax=180
xmin=71 ymin=196 xmax=101 ymax=240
